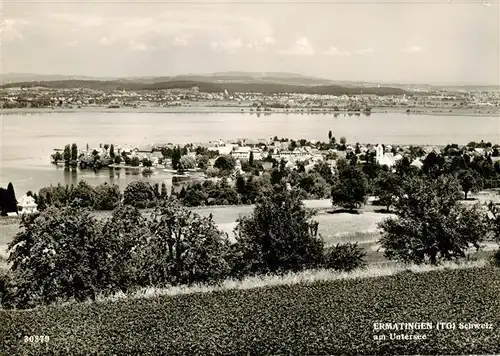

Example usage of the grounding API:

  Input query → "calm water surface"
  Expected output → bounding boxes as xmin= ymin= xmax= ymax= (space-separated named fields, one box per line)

xmin=1 ymin=111 xmax=499 ymax=194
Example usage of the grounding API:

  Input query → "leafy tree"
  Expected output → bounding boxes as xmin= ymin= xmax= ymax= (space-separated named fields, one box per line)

xmin=230 ymin=183 xmax=324 ymax=277
xmin=51 ymin=151 xmax=63 ymax=164
xmin=249 ymin=151 xmax=254 ymax=166
xmin=374 ymin=170 xmax=401 ymax=211
xmin=178 ymin=155 xmax=196 ymax=171
xmin=0 ymin=182 xmax=18 ymax=216
xmin=161 ymin=183 xmax=168 ymax=199
xmin=109 ymin=144 xmax=115 ymax=158
xmin=143 ymin=199 xmax=231 ymax=286
xmin=322 ymin=243 xmax=366 ymax=272
xmin=339 ymin=136 xmax=347 ymax=145
xmin=130 ymin=156 xmax=140 ymax=167
xmin=379 ymin=175 xmax=490 ymax=265
xmin=71 ymin=143 xmax=78 ymax=166
xmin=142 ymin=158 xmax=153 ymax=167
xmin=457 ymin=169 xmax=483 ymax=200
xmin=94 ymin=183 xmax=122 ymax=210
xmin=6 ymin=206 xmax=104 ymax=308
xmin=214 ymin=155 xmax=236 ymax=174
xmin=99 ymin=205 xmax=151 ymax=292
xmin=70 ymin=180 xmax=96 ymax=208
xmin=181 ymin=182 xmax=209 ymax=207
xmin=331 ymin=165 xmax=368 ymax=211
xmin=114 ymin=155 xmax=122 ymax=164
xmin=171 ymin=146 xmax=182 ymax=170
xmin=63 ymin=144 xmax=71 ymax=166
xmin=328 ymin=130 xmax=332 ymax=140
xmin=236 ymin=174 xmax=246 ymax=195
xmin=205 ymin=167 xmax=220 ymax=178
xmin=195 ymin=154 xmax=209 ymax=170
xmin=422 ymin=152 xmax=445 ymax=179
xmin=123 ymin=181 xmax=155 ymax=208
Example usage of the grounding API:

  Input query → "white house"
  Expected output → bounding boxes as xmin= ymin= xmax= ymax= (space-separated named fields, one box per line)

xmin=18 ymin=194 xmax=38 ymax=214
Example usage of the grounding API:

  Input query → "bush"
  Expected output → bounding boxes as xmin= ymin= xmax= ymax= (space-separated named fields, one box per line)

xmin=123 ymin=181 xmax=156 ymax=209
xmin=231 ymin=183 xmax=324 ymax=277
xmin=322 ymin=243 xmax=366 ymax=272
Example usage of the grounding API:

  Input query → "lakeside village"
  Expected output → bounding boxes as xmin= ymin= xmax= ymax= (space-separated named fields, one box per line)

xmin=2 ymin=86 xmax=500 ymax=112
xmin=50 ymin=136 xmax=500 ymax=177
xmin=1 ymin=134 xmax=498 ymax=217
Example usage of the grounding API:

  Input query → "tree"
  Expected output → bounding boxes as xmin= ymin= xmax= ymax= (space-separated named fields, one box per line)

xmin=123 ymin=181 xmax=155 ymax=209
xmin=331 ymin=165 xmax=368 ymax=211
xmin=249 ymin=151 xmax=254 ymax=167
xmin=109 ymin=144 xmax=115 ymax=158
xmin=195 ymin=154 xmax=209 ymax=170
xmin=71 ymin=143 xmax=78 ymax=166
xmin=143 ymin=199 xmax=231 ymax=286
xmin=422 ymin=152 xmax=445 ymax=179
xmin=142 ymin=158 xmax=153 ymax=168
xmin=161 ymin=183 xmax=168 ymax=199
xmin=205 ymin=167 xmax=220 ymax=178
xmin=178 ymin=155 xmax=196 ymax=171
xmin=99 ymin=205 xmax=151 ymax=292
xmin=230 ymin=183 xmax=324 ymax=277
xmin=214 ymin=155 xmax=236 ymax=174
xmin=0 ymin=182 xmax=18 ymax=216
xmin=236 ymin=174 xmax=246 ymax=195
xmin=457 ymin=169 xmax=483 ymax=200
xmin=6 ymin=206 xmax=104 ymax=308
xmin=130 ymin=156 xmax=140 ymax=167
xmin=70 ymin=181 xmax=96 ymax=208
xmin=63 ymin=144 xmax=71 ymax=166
xmin=328 ymin=130 xmax=332 ymax=141
xmin=340 ymin=136 xmax=347 ymax=145
xmin=374 ymin=170 xmax=401 ymax=212
xmin=114 ymin=155 xmax=122 ymax=164
xmin=379 ymin=175 xmax=490 ymax=265
xmin=153 ymin=183 xmax=161 ymax=199
xmin=172 ymin=146 xmax=182 ymax=170
xmin=94 ymin=183 xmax=122 ymax=210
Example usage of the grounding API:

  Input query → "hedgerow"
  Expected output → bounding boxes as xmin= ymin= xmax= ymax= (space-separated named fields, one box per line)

xmin=2 ymin=266 xmax=499 ymax=355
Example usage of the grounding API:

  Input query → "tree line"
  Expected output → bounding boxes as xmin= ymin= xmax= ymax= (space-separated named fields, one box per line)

xmin=1 ymin=184 xmax=365 ymax=309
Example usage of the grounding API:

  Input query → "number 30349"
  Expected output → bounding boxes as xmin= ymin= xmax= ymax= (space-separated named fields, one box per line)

xmin=24 ymin=335 xmax=50 ymax=343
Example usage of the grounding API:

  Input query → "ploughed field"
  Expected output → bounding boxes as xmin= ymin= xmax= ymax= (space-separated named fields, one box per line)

xmin=2 ymin=266 xmax=499 ymax=355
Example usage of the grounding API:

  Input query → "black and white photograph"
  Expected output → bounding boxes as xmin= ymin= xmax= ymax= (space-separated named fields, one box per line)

xmin=1 ymin=0 xmax=499 ymax=354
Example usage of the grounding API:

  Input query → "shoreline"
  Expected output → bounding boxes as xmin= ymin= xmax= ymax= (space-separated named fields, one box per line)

xmin=1 ymin=106 xmax=498 ymax=117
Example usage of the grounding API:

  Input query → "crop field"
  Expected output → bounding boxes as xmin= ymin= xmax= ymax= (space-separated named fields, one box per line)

xmin=2 ymin=265 xmax=499 ymax=355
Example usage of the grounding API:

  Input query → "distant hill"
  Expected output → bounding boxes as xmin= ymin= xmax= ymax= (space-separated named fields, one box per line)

xmin=0 ymin=79 xmax=408 ymax=96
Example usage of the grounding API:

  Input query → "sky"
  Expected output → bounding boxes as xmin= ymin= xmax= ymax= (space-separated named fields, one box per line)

xmin=1 ymin=0 xmax=499 ymax=85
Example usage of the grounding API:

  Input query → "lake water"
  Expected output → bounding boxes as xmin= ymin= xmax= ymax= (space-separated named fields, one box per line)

xmin=1 ymin=111 xmax=499 ymax=195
